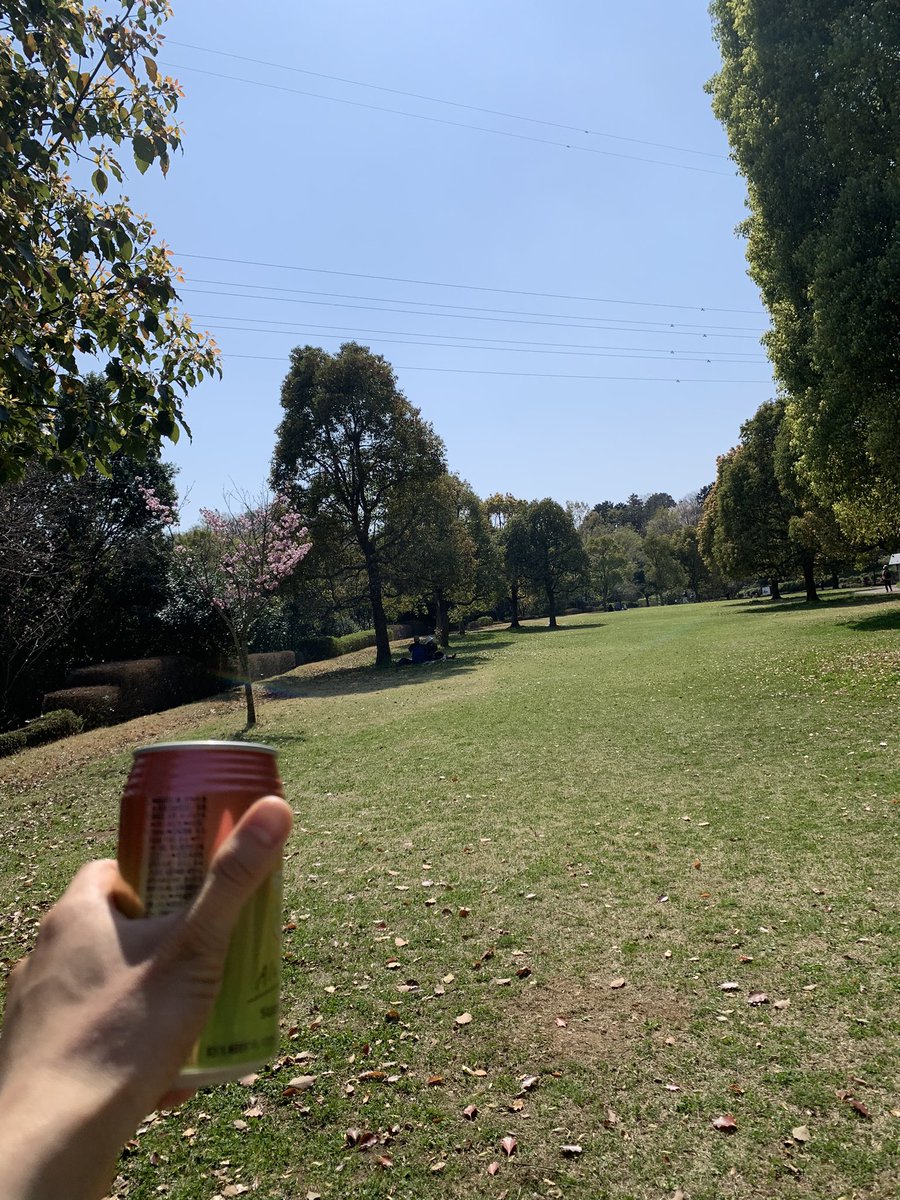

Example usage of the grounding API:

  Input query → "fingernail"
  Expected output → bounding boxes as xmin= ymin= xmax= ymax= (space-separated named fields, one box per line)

xmin=245 ymin=800 xmax=292 ymax=848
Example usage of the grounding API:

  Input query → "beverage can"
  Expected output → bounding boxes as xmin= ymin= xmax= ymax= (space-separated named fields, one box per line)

xmin=117 ymin=740 xmax=285 ymax=1087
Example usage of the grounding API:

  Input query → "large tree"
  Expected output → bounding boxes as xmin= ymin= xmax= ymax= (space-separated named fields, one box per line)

xmin=708 ymin=1 xmax=900 ymax=541
xmin=516 ymin=499 xmax=588 ymax=629
xmin=0 ymin=1 xmax=219 ymax=482
xmin=271 ymin=343 xmax=446 ymax=667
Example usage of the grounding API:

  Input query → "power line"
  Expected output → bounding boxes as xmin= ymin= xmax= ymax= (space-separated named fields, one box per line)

xmin=161 ymin=59 xmax=734 ymax=178
xmin=180 ymin=286 xmax=763 ymax=341
xmin=193 ymin=314 xmax=766 ymax=363
xmin=167 ymin=38 xmax=729 ymax=161
xmin=175 ymin=252 xmax=762 ymax=316
xmin=184 ymin=276 xmax=766 ymax=335
xmin=220 ymin=352 xmax=769 ymax=385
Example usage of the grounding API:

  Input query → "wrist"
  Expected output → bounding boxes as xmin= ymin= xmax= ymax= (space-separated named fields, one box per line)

xmin=0 ymin=1071 xmax=131 ymax=1200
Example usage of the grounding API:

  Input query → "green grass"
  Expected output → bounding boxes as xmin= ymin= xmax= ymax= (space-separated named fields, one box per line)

xmin=2 ymin=594 xmax=899 ymax=1199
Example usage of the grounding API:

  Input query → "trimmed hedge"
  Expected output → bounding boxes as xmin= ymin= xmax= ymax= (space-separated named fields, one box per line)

xmin=219 ymin=651 xmax=296 ymax=684
xmin=294 ymin=623 xmax=430 ymax=665
xmin=63 ymin=656 xmax=212 ymax=719
xmin=0 ymin=709 xmax=83 ymax=758
xmin=467 ymin=615 xmax=496 ymax=629
xmin=43 ymin=685 xmax=121 ymax=729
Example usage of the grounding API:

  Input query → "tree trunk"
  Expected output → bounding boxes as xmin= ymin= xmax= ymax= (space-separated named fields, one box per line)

xmin=364 ymin=548 xmax=392 ymax=667
xmin=644 ymin=593 xmax=650 ymax=607
xmin=238 ymin=643 xmax=256 ymax=727
xmin=801 ymin=555 xmax=819 ymax=603
xmin=435 ymin=589 xmax=451 ymax=648
xmin=769 ymin=577 xmax=781 ymax=600
xmin=509 ymin=581 xmax=521 ymax=629
xmin=547 ymin=587 xmax=557 ymax=628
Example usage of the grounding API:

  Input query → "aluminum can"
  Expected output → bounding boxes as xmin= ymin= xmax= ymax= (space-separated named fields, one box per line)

xmin=118 ymin=740 xmax=284 ymax=1087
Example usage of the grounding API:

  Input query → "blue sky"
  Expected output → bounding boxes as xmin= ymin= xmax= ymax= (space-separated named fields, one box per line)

xmin=128 ymin=1 xmax=773 ymax=524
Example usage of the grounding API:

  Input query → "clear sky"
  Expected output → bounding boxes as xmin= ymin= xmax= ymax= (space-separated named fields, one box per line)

xmin=127 ymin=1 xmax=773 ymax=524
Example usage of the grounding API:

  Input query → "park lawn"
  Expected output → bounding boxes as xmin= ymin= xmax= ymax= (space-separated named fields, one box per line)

xmin=1 ymin=595 xmax=898 ymax=1200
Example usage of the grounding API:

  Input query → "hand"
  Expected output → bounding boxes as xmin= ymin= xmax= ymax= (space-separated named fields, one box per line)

xmin=0 ymin=795 xmax=293 ymax=1200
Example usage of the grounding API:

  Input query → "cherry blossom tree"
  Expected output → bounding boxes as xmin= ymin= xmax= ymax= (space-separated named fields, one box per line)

xmin=143 ymin=488 xmax=310 ymax=726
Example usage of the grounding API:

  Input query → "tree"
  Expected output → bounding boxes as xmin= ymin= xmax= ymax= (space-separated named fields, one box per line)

xmin=708 ymin=1 xmax=900 ymax=541
xmin=0 ymin=446 xmax=177 ymax=727
xmin=155 ymin=492 xmax=311 ymax=728
xmin=584 ymin=529 xmax=629 ymax=610
xmin=0 ymin=2 xmax=220 ymax=482
xmin=517 ymin=499 xmax=588 ymax=628
xmin=271 ymin=343 xmax=446 ymax=667
xmin=399 ymin=475 xmax=501 ymax=646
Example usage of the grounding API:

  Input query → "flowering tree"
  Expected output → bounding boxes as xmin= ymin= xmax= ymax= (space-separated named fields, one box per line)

xmin=143 ymin=488 xmax=310 ymax=726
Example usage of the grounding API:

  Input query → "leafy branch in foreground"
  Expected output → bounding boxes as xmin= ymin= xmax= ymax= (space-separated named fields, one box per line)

xmin=0 ymin=0 xmax=219 ymax=481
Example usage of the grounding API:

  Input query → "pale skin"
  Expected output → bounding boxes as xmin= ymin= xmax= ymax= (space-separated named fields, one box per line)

xmin=0 ymin=795 xmax=293 ymax=1200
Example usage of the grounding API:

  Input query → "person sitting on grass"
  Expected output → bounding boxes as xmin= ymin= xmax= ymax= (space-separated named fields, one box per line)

xmin=397 ymin=634 xmax=451 ymax=666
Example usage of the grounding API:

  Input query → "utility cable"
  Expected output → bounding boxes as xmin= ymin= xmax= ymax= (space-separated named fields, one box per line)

xmin=167 ymin=38 xmax=729 ymax=161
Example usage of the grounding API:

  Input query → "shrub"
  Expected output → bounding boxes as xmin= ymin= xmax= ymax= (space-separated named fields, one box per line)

xmin=467 ymin=615 xmax=496 ymax=629
xmin=0 ymin=709 xmax=84 ymax=758
xmin=0 ymin=728 xmax=27 ymax=758
xmin=219 ymin=651 xmax=296 ymax=684
xmin=64 ymin=656 xmax=212 ymax=717
xmin=27 ymin=708 xmax=83 ymax=746
xmin=333 ymin=630 xmax=377 ymax=655
xmin=43 ymin=685 xmax=121 ymax=729
xmin=294 ymin=636 xmax=340 ymax=664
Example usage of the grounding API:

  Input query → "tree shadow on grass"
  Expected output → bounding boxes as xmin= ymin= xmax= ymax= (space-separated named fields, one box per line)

xmin=842 ymin=605 xmax=900 ymax=633
xmin=735 ymin=593 xmax=900 ymax=618
xmin=512 ymin=620 xmax=607 ymax=633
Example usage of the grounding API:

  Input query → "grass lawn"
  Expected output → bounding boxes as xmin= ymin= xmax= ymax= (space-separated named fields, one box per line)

xmin=1 ymin=595 xmax=898 ymax=1200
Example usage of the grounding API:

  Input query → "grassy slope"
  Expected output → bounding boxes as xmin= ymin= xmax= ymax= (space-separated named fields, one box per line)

xmin=1 ymin=596 xmax=898 ymax=1200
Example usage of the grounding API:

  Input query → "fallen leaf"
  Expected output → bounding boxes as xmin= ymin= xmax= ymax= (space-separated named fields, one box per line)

xmin=237 ymin=1073 xmax=259 ymax=1087
xmin=358 ymin=1131 xmax=379 ymax=1150
xmin=609 ymin=976 xmax=626 ymax=990
xmin=486 ymin=1162 xmax=501 ymax=1176
xmin=516 ymin=966 xmax=532 ymax=979
xmin=455 ymin=1011 xmax=473 ymax=1026
xmin=442 ymin=973 xmax=455 ymax=984
xmin=223 ymin=1186 xmax=250 ymax=1198
xmin=508 ymin=1098 xmax=524 ymax=1112
xmin=561 ymin=1143 xmax=583 ymax=1157
xmin=345 ymin=1128 xmax=361 ymax=1146
xmin=375 ymin=1155 xmax=393 ymax=1169
xmin=519 ymin=1075 xmax=539 ymax=1092
xmin=427 ymin=1075 xmax=444 ymax=1086
xmin=712 ymin=1113 xmax=738 ymax=1133
xmin=692 ymin=859 xmax=702 ymax=869
xmin=284 ymin=1075 xmax=316 ymax=1094
xmin=232 ymin=1119 xmax=248 ymax=1131
xmin=555 ymin=1017 xmax=568 ymax=1028
xmin=394 ymin=937 xmax=408 ymax=948
xmin=242 ymin=1105 xmax=263 ymax=1118
xmin=773 ymin=999 xmax=791 ymax=1010
xmin=500 ymin=1135 xmax=517 ymax=1156
xmin=458 ymin=907 xmax=471 ymax=917
xmin=430 ymin=1161 xmax=446 ymax=1173
xmin=462 ymin=1104 xmax=478 ymax=1120
xmin=493 ymin=977 xmax=512 ymax=986
xmin=792 ymin=1125 xmax=811 ymax=1143
xmin=384 ymin=1009 xmax=401 ymax=1023
xmin=748 ymin=992 xmax=769 ymax=1006
xmin=719 ymin=981 xmax=740 ymax=992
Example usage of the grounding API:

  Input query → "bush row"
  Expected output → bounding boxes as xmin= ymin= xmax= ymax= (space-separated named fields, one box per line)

xmin=0 ymin=709 xmax=83 ymax=758
xmin=294 ymin=622 xmax=429 ymax=665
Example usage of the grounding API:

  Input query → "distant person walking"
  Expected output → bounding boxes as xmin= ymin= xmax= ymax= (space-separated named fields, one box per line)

xmin=881 ymin=565 xmax=894 ymax=593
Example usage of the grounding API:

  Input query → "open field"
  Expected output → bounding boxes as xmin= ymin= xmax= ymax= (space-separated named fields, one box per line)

xmin=1 ymin=595 xmax=898 ymax=1200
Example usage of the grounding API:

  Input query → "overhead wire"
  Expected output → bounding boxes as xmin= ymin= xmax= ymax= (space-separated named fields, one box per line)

xmin=191 ymin=313 xmax=766 ymax=363
xmin=182 ymin=276 xmax=766 ymax=335
xmin=174 ymin=252 xmax=763 ymax=316
xmin=180 ymin=286 xmax=764 ymax=341
xmin=166 ymin=38 xmax=729 ymax=161
xmin=219 ymin=352 xmax=770 ymax=385
xmin=160 ymin=59 xmax=735 ymax=177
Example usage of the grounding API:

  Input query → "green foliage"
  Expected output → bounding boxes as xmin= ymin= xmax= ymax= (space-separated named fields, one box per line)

xmin=708 ymin=0 xmax=900 ymax=539
xmin=0 ymin=707 xmax=82 ymax=756
xmin=271 ymin=343 xmax=446 ymax=666
xmin=511 ymin=498 xmax=588 ymax=627
xmin=0 ymin=1 xmax=219 ymax=481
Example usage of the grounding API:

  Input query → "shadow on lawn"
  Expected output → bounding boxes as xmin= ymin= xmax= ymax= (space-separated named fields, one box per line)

xmin=735 ymin=593 xmax=900 ymax=618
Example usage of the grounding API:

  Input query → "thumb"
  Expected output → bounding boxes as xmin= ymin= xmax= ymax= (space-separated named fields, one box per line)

xmin=183 ymin=796 xmax=293 ymax=959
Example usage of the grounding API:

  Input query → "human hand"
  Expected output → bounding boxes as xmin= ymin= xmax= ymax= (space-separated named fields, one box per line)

xmin=0 ymin=795 xmax=293 ymax=1200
